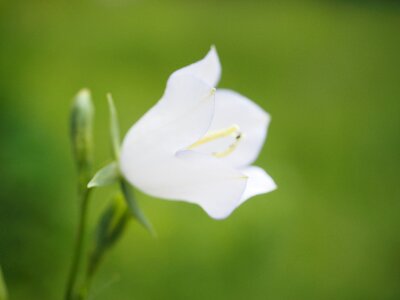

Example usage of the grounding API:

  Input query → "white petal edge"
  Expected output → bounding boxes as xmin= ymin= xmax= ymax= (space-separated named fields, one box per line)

xmin=195 ymin=89 xmax=270 ymax=168
xmin=173 ymin=46 xmax=221 ymax=87
xmin=238 ymin=166 xmax=277 ymax=207
xmin=122 ymin=148 xmax=248 ymax=220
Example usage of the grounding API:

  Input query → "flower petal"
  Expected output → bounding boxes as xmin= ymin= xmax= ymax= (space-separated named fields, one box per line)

xmin=123 ymin=73 xmax=215 ymax=151
xmin=239 ymin=166 xmax=277 ymax=206
xmin=121 ymin=145 xmax=247 ymax=219
xmin=174 ymin=46 xmax=221 ymax=87
xmin=196 ymin=89 xmax=270 ymax=168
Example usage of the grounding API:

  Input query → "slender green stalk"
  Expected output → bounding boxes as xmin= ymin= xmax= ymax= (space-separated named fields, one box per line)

xmin=65 ymin=188 xmax=91 ymax=300
xmin=0 ymin=266 xmax=8 ymax=300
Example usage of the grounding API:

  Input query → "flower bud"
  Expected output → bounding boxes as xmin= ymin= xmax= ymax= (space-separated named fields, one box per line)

xmin=70 ymin=89 xmax=94 ymax=186
xmin=88 ymin=193 xmax=129 ymax=278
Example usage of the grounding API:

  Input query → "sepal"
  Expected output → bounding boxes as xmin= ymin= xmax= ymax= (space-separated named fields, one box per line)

xmin=88 ymin=162 xmax=119 ymax=188
xmin=107 ymin=94 xmax=121 ymax=160
xmin=120 ymin=179 xmax=155 ymax=236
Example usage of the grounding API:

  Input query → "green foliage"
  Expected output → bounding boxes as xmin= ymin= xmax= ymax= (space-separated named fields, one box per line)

xmin=80 ymin=92 xmax=152 ymax=299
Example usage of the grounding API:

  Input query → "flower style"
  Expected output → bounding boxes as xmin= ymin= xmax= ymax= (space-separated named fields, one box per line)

xmin=120 ymin=47 xmax=276 ymax=219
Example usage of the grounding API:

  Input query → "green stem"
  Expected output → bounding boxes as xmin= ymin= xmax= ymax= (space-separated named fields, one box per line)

xmin=0 ymin=266 xmax=8 ymax=300
xmin=65 ymin=188 xmax=91 ymax=300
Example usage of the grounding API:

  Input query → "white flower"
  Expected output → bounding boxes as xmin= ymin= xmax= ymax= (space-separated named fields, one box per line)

xmin=120 ymin=47 xmax=276 ymax=219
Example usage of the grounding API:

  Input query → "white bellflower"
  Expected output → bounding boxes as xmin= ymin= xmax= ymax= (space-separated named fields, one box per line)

xmin=120 ymin=47 xmax=276 ymax=219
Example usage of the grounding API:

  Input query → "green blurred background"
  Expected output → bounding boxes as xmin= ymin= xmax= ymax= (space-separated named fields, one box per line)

xmin=1 ymin=0 xmax=399 ymax=299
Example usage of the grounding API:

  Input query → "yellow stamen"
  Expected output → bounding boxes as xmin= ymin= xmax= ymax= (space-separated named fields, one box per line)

xmin=188 ymin=125 xmax=243 ymax=158
xmin=213 ymin=132 xmax=242 ymax=158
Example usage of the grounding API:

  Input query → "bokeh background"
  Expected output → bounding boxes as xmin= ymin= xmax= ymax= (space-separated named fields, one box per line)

xmin=1 ymin=0 xmax=399 ymax=299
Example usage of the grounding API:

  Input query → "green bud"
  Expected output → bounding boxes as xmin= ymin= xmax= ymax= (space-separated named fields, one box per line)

xmin=70 ymin=89 xmax=94 ymax=187
xmin=87 ymin=193 xmax=130 ymax=279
